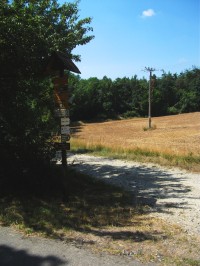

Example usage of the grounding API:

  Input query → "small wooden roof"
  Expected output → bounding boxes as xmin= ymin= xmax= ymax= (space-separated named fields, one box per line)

xmin=46 ymin=51 xmax=81 ymax=74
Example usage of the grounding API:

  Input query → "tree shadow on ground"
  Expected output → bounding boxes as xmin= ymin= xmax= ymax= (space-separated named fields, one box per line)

xmin=0 ymin=245 xmax=66 ymax=266
xmin=68 ymin=153 xmax=193 ymax=215
xmin=81 ymin=228 xmax=163 ymax=242
xmin=0 ymin=157 xmax=185 ymax=245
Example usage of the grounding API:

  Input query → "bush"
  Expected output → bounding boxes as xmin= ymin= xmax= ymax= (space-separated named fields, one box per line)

xmin=167 ymin=106 xmax=179 ymax=115
xmin=123 ymin=110 xmax=140 ymax=118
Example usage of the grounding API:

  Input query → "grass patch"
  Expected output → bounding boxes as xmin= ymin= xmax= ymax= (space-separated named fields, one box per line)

xmin=0 ymin=165 xmax=145 ymax=237
xmin=143 ymin=124 xmax=157 ymax=131
xmin=173 ymin=258 xmax=200 ymax=266
xmin=71 ymin=138 xmax=200 ymax=172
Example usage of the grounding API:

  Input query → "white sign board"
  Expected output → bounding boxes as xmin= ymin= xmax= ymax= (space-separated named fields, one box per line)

xmin=61 ymin=134 xmax=70 ymax=142
xmin=54 ymin=108 xmax=69 ymax=117
xmin=61 ymin=117 xmax=70 ymax=126
xmin=61 ymin=126 xmax=70 ymax=134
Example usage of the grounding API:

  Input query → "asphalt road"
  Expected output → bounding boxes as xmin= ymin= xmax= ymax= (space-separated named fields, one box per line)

xmin=0 ymin=226 xmax=155 ymax=266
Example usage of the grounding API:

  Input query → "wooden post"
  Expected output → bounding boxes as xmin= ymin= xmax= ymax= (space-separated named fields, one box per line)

xmin=148 ymin=70 xmax=152 ymax=129
xmin=45 ymin=51 xmax=81 ymax=201
xmin=145 ymin=67 xmax=155 ymax=129
xmin=59 ymin=68 xmax=67 ymax=167
xmin=62 ymin=149 xmax=67 ymax=166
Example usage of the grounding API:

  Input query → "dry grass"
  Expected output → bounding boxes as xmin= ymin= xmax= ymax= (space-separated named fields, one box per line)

xmin=71 ymin=112 xmax=200 ymax=172
xmin=72 ymin=112 xmax=200 ymax=156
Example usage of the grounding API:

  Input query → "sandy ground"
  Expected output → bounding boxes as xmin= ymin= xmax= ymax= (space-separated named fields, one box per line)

xmin=67 ymin=153 xmax=200 ymax=235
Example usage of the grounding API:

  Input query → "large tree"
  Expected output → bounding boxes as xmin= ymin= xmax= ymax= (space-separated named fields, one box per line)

xmin=0 ymin=0 xmax=94 ymax=176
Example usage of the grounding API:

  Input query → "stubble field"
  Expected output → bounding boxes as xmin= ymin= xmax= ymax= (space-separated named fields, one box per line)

xmin=71 ymin=112 xmax=200 ymax=171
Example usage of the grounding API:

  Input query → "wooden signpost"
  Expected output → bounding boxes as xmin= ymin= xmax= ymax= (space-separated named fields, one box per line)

xmin=54 ymin=142 xmax=70 ymax=151
xmin=46 ymin=51 xmax=81 ymax=166
xmin=54 ymin=88 xmax=69 ymax=109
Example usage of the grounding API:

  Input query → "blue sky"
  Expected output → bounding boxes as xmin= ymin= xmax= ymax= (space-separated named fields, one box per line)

xmin=61 ymin=0 xmax=200 ymax=80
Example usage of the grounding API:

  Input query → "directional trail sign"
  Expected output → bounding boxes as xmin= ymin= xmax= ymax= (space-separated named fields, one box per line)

xmin=61 ymin=125 xmax=70 ymax=134
xmin=61 ymin=134 xmax=70 ymax=142
xmin=54 ymin=108 xmax=69 ymax=118
xmin=61 ymin=117 xmax=70 ymax=126
xmin=45 ymin=51 xmax=81 ymax=166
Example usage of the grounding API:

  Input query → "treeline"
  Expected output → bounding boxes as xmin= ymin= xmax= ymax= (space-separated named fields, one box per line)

xmin=69 ymin=67 xmax=200 ymax=121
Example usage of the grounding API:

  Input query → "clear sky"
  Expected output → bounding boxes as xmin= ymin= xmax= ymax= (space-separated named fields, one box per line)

xmin=60 ymin=0 xmax=200 ymax=80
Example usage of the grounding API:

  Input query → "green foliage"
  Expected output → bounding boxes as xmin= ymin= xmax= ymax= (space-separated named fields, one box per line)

xmin=175 ymin=68 xmax=200 ymax=113
xmin=0 ymin=0 xmax=94 ymax=177
xmin=69 ymin=67 xmax=200 ymax=121
xmin=123 ymin=110 xmax=140 ymax=118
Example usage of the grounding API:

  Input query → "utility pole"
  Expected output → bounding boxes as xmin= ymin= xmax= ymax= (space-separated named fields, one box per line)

xmin=145 ymin=67 xmax=155 ymax=129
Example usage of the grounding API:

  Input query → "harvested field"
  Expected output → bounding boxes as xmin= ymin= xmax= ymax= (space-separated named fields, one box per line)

xmin=71 ymin=112 xmax=200 ymax=157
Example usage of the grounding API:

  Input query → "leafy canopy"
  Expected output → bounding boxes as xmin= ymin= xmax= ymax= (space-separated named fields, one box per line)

xmin=0 ymin=0 xmax=94 ymax=77
xmin=0 ymin=0 xmax=94 ymax=175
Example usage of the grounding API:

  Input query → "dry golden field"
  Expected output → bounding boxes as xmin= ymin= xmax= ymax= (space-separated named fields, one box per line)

xmin=72 ymin=112 xmax=200 ymax=157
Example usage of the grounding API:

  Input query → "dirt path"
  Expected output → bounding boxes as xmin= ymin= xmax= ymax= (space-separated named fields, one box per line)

xmin=68 ymin=153 xmax=200 ymax=235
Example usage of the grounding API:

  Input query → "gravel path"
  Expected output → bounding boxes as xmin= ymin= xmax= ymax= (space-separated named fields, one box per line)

xmin=68 ymin=153 xmax=200 ymax=235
